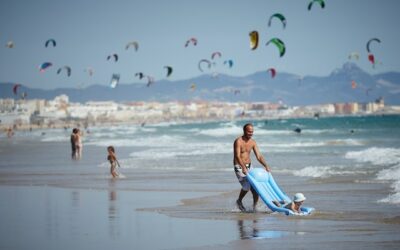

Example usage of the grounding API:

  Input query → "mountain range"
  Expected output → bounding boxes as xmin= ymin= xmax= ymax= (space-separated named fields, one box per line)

xmin=1 ymin=63 xmax=400 ymax=106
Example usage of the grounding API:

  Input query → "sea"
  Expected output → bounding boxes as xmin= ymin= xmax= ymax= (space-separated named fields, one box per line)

xmin=1 ymin=114 xmax=399 ymax=249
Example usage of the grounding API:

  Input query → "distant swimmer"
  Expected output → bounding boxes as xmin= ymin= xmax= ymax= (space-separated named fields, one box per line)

xmin=107 ymin=146 xmax=120 ymax=178
xmin=233 ymin=123 xmax=271 ymax=212
xmin=350 ymin=129 xmax=355 ymax=134
xmin=294 ymin=127 xmax=302 ymax=134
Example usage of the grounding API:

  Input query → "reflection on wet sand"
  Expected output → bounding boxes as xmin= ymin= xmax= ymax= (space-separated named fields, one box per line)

xmin=108 ymin=179 xmax=120 ymax=238
xmin=237 ymin=219 xmax=295 ymax=240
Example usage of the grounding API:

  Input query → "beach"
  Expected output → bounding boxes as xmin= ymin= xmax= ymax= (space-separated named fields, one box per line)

xmin=0 ymin=115 xmax=399 ymax=249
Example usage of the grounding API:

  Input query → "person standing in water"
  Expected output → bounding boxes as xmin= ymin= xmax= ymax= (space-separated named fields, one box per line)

xmin=70 ymin=128 xmax=77 ymax=159
xmin=75 ymin=128 xmax=83 ymax=159
xmin=107 ymin=146 xmax=120 ymax=178
xmin=233 ymin=123 xmax=271 ymax=212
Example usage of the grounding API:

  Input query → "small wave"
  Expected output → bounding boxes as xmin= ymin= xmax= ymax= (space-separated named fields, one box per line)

xmin=87 ymin=134 xmax=185 ymax=147
xmin=345 ymin=147 xmax=400 ymax=166
xmin=129 ymin=142 xmax=231 ymax=159
xmin=376 ymin=164 xmax=400 ymax=204
xmin=40 ymin=135 xmax=69 ymax=142
xmin=324 ymin=139 xmax=364 ymax=146
xmin=293 ymin=165 xmax=365 ymax=178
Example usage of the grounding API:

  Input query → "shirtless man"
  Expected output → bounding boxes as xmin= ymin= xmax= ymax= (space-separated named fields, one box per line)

xmin=234 ymin=123 xmax=271 ymax=212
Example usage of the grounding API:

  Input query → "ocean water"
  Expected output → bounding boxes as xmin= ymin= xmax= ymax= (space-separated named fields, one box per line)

xmin=1 ymin=115 xmax=400 ymax=249
xmin=2 ymin=115 xmax=400 ymax=205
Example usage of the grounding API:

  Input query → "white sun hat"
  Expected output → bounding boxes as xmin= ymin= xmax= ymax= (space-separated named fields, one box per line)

xmin=293 ymin=193 xmax=306 ymax=202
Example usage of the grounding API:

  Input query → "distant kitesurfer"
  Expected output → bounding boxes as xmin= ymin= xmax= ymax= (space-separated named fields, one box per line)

xmin=233 ymin=123 xmax=271 ymax=212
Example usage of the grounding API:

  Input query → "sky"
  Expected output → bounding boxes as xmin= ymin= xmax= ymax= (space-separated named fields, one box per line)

xmin=0 ymin=0 xmax=399 ymax=90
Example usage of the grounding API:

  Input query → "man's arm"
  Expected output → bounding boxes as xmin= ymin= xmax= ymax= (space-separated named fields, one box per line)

xmin=234 ymin=139 xmax=248 ymax=175
xmin=253 ymin=142 xmax=271 ymax=172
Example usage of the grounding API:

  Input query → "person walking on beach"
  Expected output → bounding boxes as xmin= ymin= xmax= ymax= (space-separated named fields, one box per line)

xmin=70 ymin=128 xmax=77 ymax=159
xmin=107 ymin=146 xmax=120 ymax=178
xmin=234 ymin=123 xmax=271 ymax=212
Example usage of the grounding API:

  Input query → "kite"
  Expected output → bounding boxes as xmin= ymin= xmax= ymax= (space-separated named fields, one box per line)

xmin=249 ymin=31 xmax=259 ymax=50
xmin=267 ymin=68 xmax=276 ymax=78
xmin=107 ymin=54 xmax=118 ymax=62
xmin=185 ymin=37 xmax=197 ymax=47
xmin=198 ymin=59 xmax=212 ymax=72
xmin=45 ymin=39 xmax=56 ymax=47
xmin=366 ymin=38 xmax=381 ymax=53
xmin=268 ymin=13 xmax=286 ymax=29
xmin=13 ymin=84 xmax=21 ymax=95
xmin=164 ymin=66 xmax=173 ymax=77
xmin=266 ymin=38 xmax=286 ymax=57
xmin=57 ymin=66 xmax=72 ymax=77
xmin=125 ymin=41 xmax=139 ymax=51
xmin=39 ymin=62 xmax=53 ymax=72
xmin=308 ymin=0 xmax=325 ymax=11
xmin=224 ymin=60 xmax=234 ymax=68
xmin=211 ymin=51 xmax=222 ymax=60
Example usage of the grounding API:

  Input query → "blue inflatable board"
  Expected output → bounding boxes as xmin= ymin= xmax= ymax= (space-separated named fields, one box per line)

xmin=247 ymin=168 xmax=315 ymax=216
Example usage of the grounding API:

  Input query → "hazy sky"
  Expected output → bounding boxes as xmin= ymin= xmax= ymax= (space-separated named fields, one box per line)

xmin=0 ymin=0 xmax=399 ymax=89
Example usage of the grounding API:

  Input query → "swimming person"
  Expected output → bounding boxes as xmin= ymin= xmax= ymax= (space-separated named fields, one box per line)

xmin=107 ymin=146 xmax=120 ymax=178
xmin=233 ymin=123 xmax=271 ymax=212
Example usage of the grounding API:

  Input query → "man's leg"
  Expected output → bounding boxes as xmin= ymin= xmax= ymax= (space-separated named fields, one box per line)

xmin=236 ymin=189 xmax=247 ymax=211
xmin=251 ymin=187 xmax=259 ymax=212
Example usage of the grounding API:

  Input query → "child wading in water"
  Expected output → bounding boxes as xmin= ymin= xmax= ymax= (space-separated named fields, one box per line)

xmin=107 ymin=146 xmax=120 ymax=178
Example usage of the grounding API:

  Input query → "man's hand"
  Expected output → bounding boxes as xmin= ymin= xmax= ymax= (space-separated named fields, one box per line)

xmin=242 ymin=167 xmax=248 ymax=175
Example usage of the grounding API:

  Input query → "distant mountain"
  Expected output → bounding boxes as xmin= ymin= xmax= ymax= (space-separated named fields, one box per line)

xmin=1 ymin=63 xmax=400 ymax=105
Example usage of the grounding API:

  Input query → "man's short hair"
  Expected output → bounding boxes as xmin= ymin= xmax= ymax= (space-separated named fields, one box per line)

xmin=243 ymin=123 xmax=253 ymax=132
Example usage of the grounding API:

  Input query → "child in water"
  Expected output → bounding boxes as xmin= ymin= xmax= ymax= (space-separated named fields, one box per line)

xmin=273 ymin=193 xmax=306 ymax=214
xmin=107 ymin=146 xmax=120 ymax=178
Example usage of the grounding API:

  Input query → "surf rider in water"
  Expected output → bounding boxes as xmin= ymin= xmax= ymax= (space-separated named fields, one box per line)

xmin=233 ymin=123 xmax=271 ymax=212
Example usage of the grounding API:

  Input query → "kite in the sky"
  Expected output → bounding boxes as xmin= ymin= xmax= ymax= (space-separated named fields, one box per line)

xmin=249 ymin=31 xmax=259 ymax=50
xmin=366 ymin=38 xmax=381 ymax=53
xmin=211 ymin=51 xmax=222 ymax=60
xmin=198 ymin=59 xmax=212 ymax=72
xmin=164 ymin=66 xmax=173 ymax=77
xmin=308 ymin=0 xmax=325 ymax=11
xmin=45 ymin=39 xmax=56 ymax=47
xmin=57 ymin=66 xmax=72 ymax=77
xmin=135 ymin=72 xmax=145 ymax=79
xmin=185 ymin=37 xmax=197 ymax=47
xmin=268 ymin=13 xmax=286 ymax=29
xmin=39 ymin=62 xmax=53 ymax=72
xmin=107 ymin=54 xmax=118 ymax=62
xmin=267 ymin=68 xmax=276 ymax=78
xmin=223 ymin=60 xmax=234 ymax=68
xmin=125 ymin=41 xmax=139 ymax=51
xmin=13 ymin=84 xmax=21 ymax=95
xmin=266 ymin=38 xmax=286 ymax=57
